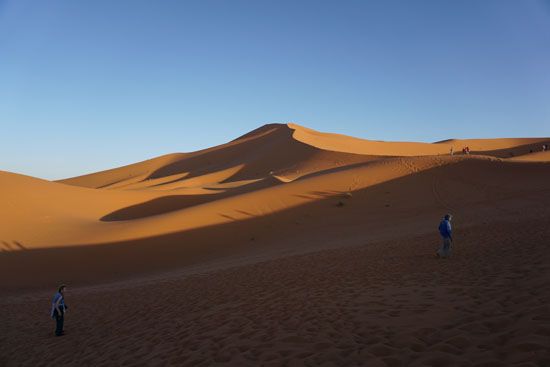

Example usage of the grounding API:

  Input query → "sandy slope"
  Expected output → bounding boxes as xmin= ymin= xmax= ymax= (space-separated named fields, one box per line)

xmin=506 ymin=150 xmax=550 ymax=162
xmin=1 ymin=220 xmax=549 ymax=366
xmin=1 ymin=123 xmax=549 ymax=366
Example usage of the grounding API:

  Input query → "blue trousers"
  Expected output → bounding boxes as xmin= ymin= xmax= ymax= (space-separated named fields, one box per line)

xmin=54 ymin=310 xmax=64 ymax=336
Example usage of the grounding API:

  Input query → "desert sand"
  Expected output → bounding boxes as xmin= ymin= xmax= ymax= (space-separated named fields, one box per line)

xmin=1 ymin=123 xmax=549 ymax=366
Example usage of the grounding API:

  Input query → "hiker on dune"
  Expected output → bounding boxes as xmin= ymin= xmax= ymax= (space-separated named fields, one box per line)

xmin=51 ymin=284 xmax=68 ymax=336
xmin=436 ymin=214 xmax=453 ymax=258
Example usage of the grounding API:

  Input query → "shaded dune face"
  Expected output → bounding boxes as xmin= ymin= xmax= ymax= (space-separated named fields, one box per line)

xmin=99 ymin=177 xmax=280 ymax=221
xmin=1 ymin=123 xmax=549 ymax=290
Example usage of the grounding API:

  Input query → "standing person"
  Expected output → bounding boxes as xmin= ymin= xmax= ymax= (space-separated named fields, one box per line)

xmin=436 ymin=214 xmax=453 ymax=258
xmin=51 ymin=284 xmax=68 ymax=336
xmin=450 ymin=147 xmax=454 ymax=156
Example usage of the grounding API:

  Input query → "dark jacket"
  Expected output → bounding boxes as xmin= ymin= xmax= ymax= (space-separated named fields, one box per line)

xmin=438 ymin=219 xmax=452 ymax=239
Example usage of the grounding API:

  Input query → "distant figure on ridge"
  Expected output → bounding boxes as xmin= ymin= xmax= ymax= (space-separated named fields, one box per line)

xmin=450 ymin=147 xmax=454 ymax=156
xmin=436 ymin=214 xmax=453 ymax=258
xmin=51 ymin=284 xmax=68 ymax=337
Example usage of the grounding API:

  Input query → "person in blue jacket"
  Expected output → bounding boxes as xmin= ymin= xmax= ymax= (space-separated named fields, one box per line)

xmin=437 ymin=214 xmax=453 ymax=258
xmin=51 ymin=284 xmax=68 ymax=336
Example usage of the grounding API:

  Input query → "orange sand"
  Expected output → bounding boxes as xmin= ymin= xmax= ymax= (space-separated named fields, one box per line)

xmin=0 ymin=123 xmax=549 ymax=366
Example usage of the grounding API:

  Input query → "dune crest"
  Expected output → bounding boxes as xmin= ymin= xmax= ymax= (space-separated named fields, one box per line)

xmin=288 ymin=122 xmax=549 ymax=157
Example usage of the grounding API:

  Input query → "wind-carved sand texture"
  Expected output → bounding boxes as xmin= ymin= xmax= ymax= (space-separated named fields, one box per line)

xmin=1 ymin=123 xmax=549 ymax=366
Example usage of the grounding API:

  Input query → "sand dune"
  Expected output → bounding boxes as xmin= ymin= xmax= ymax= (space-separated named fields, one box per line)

xmin=57 ymin=124 xmax=550 ymax=190
xmin=1 ymin=123 xmax=549 ymax=366
xmin=57 ymin=124 xmax=374 ymax=190
xmin=1 ymin=125 xmax=548 ymax=251
xmin=289 ymin=123 xmax=549 ymax=157
xmin=506 ymin=150 xmax=550 ymax=162
xmin=1 ymin=123 xmax=549 ymax=269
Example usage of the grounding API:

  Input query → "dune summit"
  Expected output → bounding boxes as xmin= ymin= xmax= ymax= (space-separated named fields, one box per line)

xmin=1 ymin=123 xmax=549 ymax=366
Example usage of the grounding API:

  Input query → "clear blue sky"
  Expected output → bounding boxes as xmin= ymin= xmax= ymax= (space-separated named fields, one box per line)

xmin=1 ymin=0 xmax=549 ymax=180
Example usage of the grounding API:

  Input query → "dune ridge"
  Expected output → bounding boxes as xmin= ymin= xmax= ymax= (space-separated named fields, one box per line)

xmin=58 ymin=123 xmax=550 ymax=190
